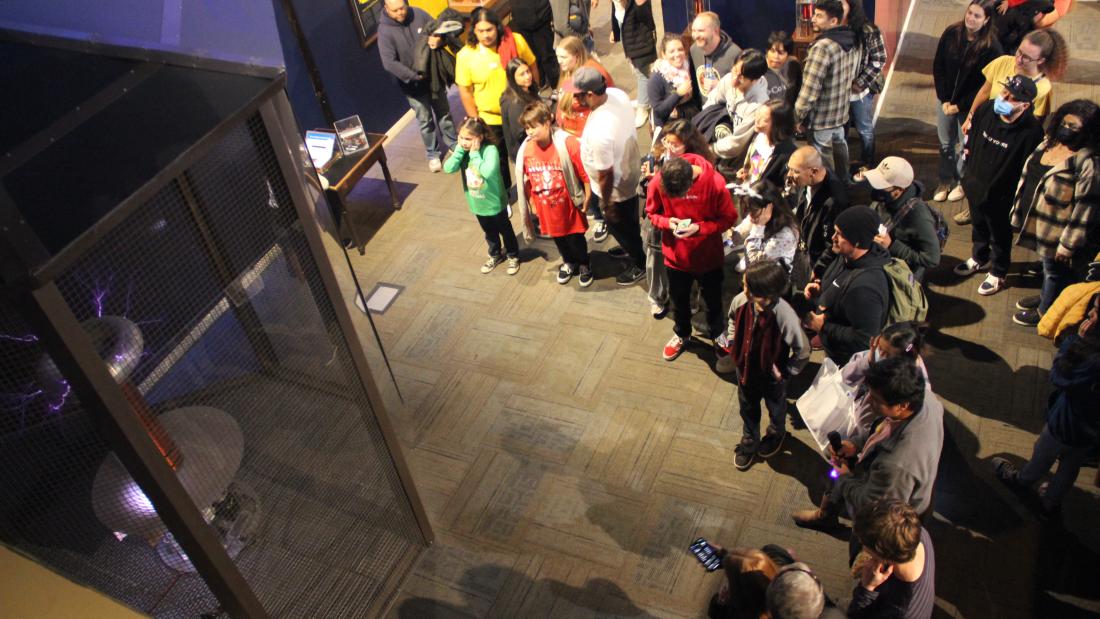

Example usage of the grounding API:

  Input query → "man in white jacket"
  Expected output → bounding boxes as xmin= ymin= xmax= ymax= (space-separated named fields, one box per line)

xmin=705 ymin=48 xmax=770 ymax=161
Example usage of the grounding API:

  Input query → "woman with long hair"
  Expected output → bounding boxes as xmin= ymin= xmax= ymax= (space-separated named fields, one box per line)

xmin=738 ymin=99 xmax=797 ymax=187
xmin=647 ymin=33 xmax=699 ymax=131
xmin=931 ymin=0 xmax=1001 ymax=202
xmin=553 ymin=35 xmax=614 ymax=136
xmin=500 ymin=58 xmax=541 ymax=166
xmin=731 ymin=179 xmax=800 ymax=274
xmin=1009 ymin=99 xmax=1100 ymax=326
xmin=707 ymin=548 xmax=779 ymax=619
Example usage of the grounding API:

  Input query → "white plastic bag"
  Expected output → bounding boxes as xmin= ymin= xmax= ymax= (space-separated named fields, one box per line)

xmin=796 ymin=359 xmax=859 ymax=458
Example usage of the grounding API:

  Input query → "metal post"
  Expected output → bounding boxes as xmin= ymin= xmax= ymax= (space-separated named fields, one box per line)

xmin=11 ymin=284 xmax=268 ymax=618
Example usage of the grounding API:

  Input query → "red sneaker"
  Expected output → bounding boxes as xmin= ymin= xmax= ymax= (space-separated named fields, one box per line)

xmin=663 ymin=335 xmax=685 ymax=361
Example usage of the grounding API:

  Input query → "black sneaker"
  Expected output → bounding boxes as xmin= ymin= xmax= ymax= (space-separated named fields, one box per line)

xmin=991 ymin=456 xmax=1023 ymax=487
xmin=757 ymin=430 xmax=786 ymax=458
xmin=1015 ymin=295 xmax=1041 ymax=311
xmin=734 ymin=437 xmax=757 ymax=471
xmin=593 ymin=221 xmax=609 ymax=242
xmin=615 ymin=265 xmax=645 ymax=285
xmin=607 ymin=246 xmax=628 ymax=258
xmin=556 ymin=264 xmax=574 ymax=285
xmin=577 ymin=265 xmax=594 ymax=287
xmin=1012 ymin=309 xmax=1041 ymax=327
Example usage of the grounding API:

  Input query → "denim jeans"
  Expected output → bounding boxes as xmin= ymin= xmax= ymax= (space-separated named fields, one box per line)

xmin=1018 ymin=425 xmax=1092 ymax=510
xmin=737 ymin=377 xmax=789 ymax=444
xmin=631 ymin=62 xmax=651 ymax=108
xmin=848 ymin=92 xmax=875 ymax=164
xmin=935 ymin=104 xmax=964 ymax=184
xmin=1039 ymin=256 xmax=1079 ymax=314
xmin=406 ymin=92 xmax=457 ymax=160
xmin=811 ymin=125 xmax=850 ymax=182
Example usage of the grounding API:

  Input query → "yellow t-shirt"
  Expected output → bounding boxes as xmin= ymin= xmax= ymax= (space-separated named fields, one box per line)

xmin=454 ymin=33 xmax=536 ymax=125
xmin=981 ymin=54 xmax=1052 ymax=118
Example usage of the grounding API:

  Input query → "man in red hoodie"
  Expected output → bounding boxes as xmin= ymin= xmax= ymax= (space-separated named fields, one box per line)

xmin=646 ymin=155 xmax=739 ymax=360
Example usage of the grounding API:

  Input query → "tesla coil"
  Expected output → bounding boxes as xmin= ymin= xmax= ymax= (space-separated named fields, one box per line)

xmin=0 ymin=35 xmax=430 ymax=617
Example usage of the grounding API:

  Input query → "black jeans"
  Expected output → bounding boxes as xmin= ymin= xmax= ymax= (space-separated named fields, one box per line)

xmin=513 ymin=25 xmax=559 ymax=89
xmin=667 ymin=266 xmax=724 ymax=338
xmin=737 ymin=377 xmax=789 ymax=443
xmin=476 ymin=210 xmax=519 ymax=259
xmin=970 ymin=194 xmax=1013 ymax=278
xmin=552 ymin=232 xmax=590 ymax=268
xmin=604 ymin=196 xmax=646 ymax=269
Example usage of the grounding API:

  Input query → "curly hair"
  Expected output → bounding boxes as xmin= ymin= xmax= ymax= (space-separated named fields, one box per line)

xmin=854 ymin=499 xmax=923 ymax=564
xmin=1025 ymin=28 xmax=1069 ymax=81
xmin=1045 ymin=99 xmax=1100 ymax=150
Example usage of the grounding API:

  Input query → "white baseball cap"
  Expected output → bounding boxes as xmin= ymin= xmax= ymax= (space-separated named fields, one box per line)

xmin=862 ymin=156 xmax=914 ymax=190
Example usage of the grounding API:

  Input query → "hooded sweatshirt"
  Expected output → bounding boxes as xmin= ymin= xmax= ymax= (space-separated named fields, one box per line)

xmin=378 ymin=7 xmax=433 ymax=95
xmin=961 ymin=99 xmax=1044 ymax=206
xmin=816 ymin=243 xmax=892 ymax=365
xmin=689 ymin=30 xmax=742 ymax=103
xmin=873 ymin=181 xmax=942 ymax=281
xmin=645 ymin=154 xmax=739 ymax=273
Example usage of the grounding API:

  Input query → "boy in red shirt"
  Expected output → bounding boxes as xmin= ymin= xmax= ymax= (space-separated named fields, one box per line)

xmin=516 ymin=102 xmax=594 ymax=286
xmin=646 ymin=155 xmax=738 ymax=360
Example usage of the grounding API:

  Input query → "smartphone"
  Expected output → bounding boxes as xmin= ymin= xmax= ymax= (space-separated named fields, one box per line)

xmin=689 ymin=537 xmax=723 ymax=571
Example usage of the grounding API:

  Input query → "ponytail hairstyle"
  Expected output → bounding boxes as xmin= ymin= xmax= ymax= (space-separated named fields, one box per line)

xmin=1025 ymin=28 xmax=1069 ymax=81
xmin=457 ymin=116 xmax=493 ymax=145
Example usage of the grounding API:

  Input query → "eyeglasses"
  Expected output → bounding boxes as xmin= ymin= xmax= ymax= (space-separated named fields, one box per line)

xmin=1015 ymin=49 xmax=1040 ymax=64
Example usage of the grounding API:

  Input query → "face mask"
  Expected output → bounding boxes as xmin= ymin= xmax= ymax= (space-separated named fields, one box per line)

xmin=870 ymin=189 xmax=893 ymax=203
xmin=871 ymin=348 xmax=883 ymax=364
xmin=1053 ymin=125 xmax=1081 ymax=147
xmin=993 ymin=96 xmax=1016 ymax=116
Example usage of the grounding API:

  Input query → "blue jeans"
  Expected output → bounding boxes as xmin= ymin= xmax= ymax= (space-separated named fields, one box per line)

xmin=1039 ymin=256 xmax=1079 ymax=314
xmin=406 ymin=91 xmax=456 ymax=160
xmin=811 ymin=125 xmax=850 ymax=182
xmin=849 ymin=93 xmax=875 ymax=164
xmin=631 ymin=62 xmax=651 ymax=108
xmin=1018 ymin=425 xmax=1092 ymax=510
xmin=935 ymin=104 xmax=964 ymax=184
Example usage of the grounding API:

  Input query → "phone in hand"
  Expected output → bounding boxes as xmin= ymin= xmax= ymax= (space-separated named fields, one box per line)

xmin=689 ymin=537 xmax=723 ymax=571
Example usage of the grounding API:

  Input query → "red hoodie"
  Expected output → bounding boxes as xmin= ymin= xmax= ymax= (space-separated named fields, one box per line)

xmin=645 ymin=154 xmax=738 ymax=274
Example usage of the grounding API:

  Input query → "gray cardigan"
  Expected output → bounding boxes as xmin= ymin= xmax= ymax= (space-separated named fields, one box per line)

xmin=833 ymin=386 xmax=944 ymax=516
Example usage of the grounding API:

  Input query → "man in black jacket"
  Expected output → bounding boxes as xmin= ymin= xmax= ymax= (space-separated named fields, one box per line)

xmin=510 ymin=0 xmax=559 ymax=89
xmin=611 ymin=0 xmax=658 ymax=128
xmin=953 ymin=75 xmax=1044 ymax=296
xmin=786 ymin=146 xmax=850 ymax=275
xmin=378 ymin=0 xmax=456 ymax=172
xmin=863 ymin=156 xmax=942 ymax=282
xmin=803 ymin=205 xmax=890 ymax=365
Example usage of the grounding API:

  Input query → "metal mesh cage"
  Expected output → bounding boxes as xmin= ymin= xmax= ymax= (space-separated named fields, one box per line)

xmin=2 ymin=112 xmax=424 ymax=617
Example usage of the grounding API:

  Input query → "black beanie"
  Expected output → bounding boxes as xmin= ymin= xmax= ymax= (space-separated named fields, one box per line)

xmin=834 ymin=205 xmax=880 ymax=249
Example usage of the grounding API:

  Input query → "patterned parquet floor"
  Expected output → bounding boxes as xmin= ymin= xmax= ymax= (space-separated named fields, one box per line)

xmin=331 ymin=1 xmax=1100 ymax=617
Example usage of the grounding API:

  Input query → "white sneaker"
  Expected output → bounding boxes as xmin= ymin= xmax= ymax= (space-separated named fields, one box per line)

xmin=947 ymin=184 xmax=965 ymax=201
xmin=953 ymin=257 xmax=990 ymax=277
xmin=932 ymin=184 xmax=949 ymax=202
xmin=634 ymin=106 xmax=650 ymax=129
xmin=977 ymin=274 xmax=1005 ymax=296
xmin=428 ymin=158 xmax=442 ymax=173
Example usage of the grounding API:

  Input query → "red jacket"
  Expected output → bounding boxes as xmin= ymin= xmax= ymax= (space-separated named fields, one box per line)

xmin=645 ymin=154 xmax=738 ymax=273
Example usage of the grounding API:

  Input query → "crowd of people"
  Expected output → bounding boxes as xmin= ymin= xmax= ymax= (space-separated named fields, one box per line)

xmin=378 ymin=0 xmax=1099 ymax=616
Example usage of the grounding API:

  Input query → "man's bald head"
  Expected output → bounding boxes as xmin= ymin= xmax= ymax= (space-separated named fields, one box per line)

xmin=786 ymin=146 xmax=826 ymax=188
xmin=383 ymin=0 xmax=408 ymax=21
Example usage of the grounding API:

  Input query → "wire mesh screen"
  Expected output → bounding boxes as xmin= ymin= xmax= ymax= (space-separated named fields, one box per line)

xmin=3 ymin=112 xmax=424 ymax=617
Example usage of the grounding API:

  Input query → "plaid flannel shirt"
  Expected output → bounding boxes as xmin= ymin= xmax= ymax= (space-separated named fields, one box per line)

xmin=795 ymin=33 xmax=861 ymax=130
xmin=854 ymin=24 xmax=887 ymax=94
xmin=1011 ymin=143 xmax=1100 ymax=258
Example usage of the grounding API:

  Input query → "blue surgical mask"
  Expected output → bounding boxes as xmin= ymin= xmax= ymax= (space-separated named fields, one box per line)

xmin=993 ymin=96 xmax=1016 ymax=116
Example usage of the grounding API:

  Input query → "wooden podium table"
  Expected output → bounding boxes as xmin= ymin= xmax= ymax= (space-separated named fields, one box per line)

xmin=322 ymin=132 xmax=399 ymax=254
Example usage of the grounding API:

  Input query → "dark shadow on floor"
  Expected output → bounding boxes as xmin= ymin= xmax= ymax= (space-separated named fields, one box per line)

xmin=394 ymin=564 xmax=652 ymax=618
xmin=343 ymin=178 xmax=418 ymax=250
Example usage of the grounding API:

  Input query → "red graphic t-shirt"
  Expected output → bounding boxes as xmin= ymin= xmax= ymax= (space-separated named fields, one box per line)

xmin=523 ymin=136 xmax=590 ymax=237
